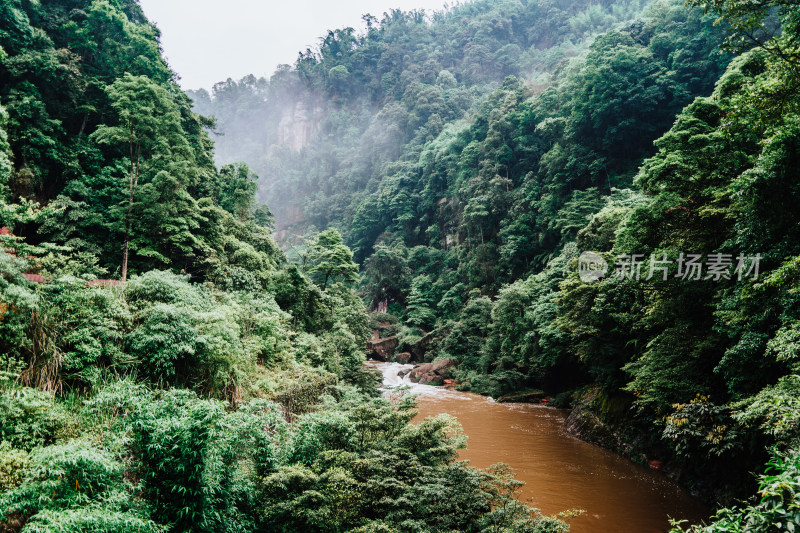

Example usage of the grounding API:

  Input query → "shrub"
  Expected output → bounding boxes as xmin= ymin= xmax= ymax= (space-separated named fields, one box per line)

xmin=672 ymin=448 xmax=800 ymax=533
xmin=124 ymin=270 xmax=207 ymax=311
xmin=19 ymin=508 xmax=161 ymax=533
xmin=320 ymin=321 xmax=365 ymax=378
xmin=0 ymin=442 xmax=29 ymax=493
xmin=227 ymin=399 xmax=289 ymax=477
xmin=194 ymin=306 xmax=248 ymax=399
xmin=127 ymin=389 xmax=227 ymax=532
xmin=0 ymin=441 xmax=124 ymax=517
xmin=288 ymin=412 xmax=357 ymax=464
xmin=233 ymin=292 xmax=291 ymax=367
xmin=268 ymin=368 xmax=338 ymax=416
xmin=38 ymin=281 xmax=130 ymax=389
xmin=0 ymin=252 xmax=38 ymax=380
xmin=127 ymin=303 xmax=201 ymax=383
xmin=0 ymin=388 xmax=67 ymax=450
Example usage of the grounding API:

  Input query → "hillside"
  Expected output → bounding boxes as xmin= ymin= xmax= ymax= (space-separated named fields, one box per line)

xmin=194 ymin=0 xmax=800 ymax=526
xmin=0 ymin=1 xmax=569 ymax=531
xmin=1 ymin=0 xmax=800 ymax=531
xmin=188 ymin=0 xmax=657 ymax=244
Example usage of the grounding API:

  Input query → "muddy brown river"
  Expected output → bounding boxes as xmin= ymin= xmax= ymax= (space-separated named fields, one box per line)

xmin=370 ymin=362 xmax=709 ymax=533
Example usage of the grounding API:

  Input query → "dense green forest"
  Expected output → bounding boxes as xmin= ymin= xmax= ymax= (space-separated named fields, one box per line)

xmin=193 ymin=0 xmax=800 ymax=530
xmin=2 ymin=0 xmax=800 ymax=531
xmin=0 ymin=1 xmax=573 ymax=532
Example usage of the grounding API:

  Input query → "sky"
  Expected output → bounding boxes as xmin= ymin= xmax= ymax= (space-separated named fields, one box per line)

xmin=138 ymin=0 xmax=449 ymax=91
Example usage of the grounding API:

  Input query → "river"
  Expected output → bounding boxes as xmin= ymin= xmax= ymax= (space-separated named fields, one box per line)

xmin=370 ymin=362 xmax=709 ymax=533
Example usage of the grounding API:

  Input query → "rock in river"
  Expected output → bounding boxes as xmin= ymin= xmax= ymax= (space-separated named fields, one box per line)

xmin=408 ymin=358 xmax=458 ymax=386
xmin=367 ymin=336 xmax=398 ymax=361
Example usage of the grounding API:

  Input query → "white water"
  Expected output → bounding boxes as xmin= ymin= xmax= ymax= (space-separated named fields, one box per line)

xmin=370 ymin=361 xmax=470 ymax=399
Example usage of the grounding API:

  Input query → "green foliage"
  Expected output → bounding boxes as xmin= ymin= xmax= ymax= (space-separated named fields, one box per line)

xmin=0 ymin=1 xmax=578 ymax=531
xmin=124 ymin=270 xmax=206 ymax=310
xmin=257 ymin=392 xmax=564 ymax=533
xmin=7 ymin=0 xmax=800 ymax=526
xmin=1 ymin=441 xmax=126 ymax=515
xmin=19 ymin=509 xmax=161 ymax=533
xmin=733 ymin=375 xmax=800 ymax=447
xmin=0 ymin=388 xmax=68 ymax=450
xmin=128 ymin=303 xmax=201 ymax=382
xmin=302 ymin=229 xmax=359 ymax=291
xmin=672 ymin=447 xmax=800 ymax=533
xmin=185 ymin=0 xmax=794 ymax=510
xmin=0 ymin=251 xmax=38 ymax=378
xmin=0 ymin=439 xmax=157 ymax=532
xmin=0 ymin=102 xmax=12 ymax=200
xmin=40 ymin=281 xmax=131 ymax=389
xmin=663 ymin=395 xmax=740 ymax=460
xmin=0 ymin=441 xmax=28 ymax=493
xmin=268 ymin=368 xmax=338 ymax=416
xmin=361 ymin=242 xmax=410 ymax=309
xmin=212 ymin=163 xmax=258 ymax=220
xmin=288 ymin=412 xmax=357 ymax=464
xmin=126 ymin=389 xmax=228 ymax=532
xmin=404 ymin=274 xmax=437 ymax=330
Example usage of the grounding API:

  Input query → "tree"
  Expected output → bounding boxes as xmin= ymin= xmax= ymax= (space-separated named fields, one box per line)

xmin=214 ymin=163 xmax=258 ymax=220
xmin=362 ymin=242 xmax=409 ymax=309
xmin=689 ymin=0 xmax=800 ymax=67
xmin=302 ymin=229 xmax=359 ymax=291
xmin=91 ymin=74 xmax=190 ymax=281
xmin=405 ymin=274 xmax=437 ymax=330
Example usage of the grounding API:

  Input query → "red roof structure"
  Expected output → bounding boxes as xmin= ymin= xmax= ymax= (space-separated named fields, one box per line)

xmin=87 ymin=279 xmax=125 ymax=288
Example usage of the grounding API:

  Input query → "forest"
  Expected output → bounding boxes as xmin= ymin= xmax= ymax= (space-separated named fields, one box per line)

xmin=1 ymin=0 xmax=800 ymax=531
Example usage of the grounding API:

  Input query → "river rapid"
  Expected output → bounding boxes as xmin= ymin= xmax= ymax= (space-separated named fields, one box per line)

xmin=369 ymin=361 xmax=709 ymax=533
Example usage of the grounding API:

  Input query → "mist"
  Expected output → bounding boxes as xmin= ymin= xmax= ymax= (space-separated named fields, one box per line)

xmin=139 ymin=0 xmax=449 ymax=90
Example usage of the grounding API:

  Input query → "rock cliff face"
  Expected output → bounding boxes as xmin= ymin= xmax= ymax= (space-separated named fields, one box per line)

xmin=267 ymin=97 xmax=323 ymax=243
xmin=272 ymin=204 xmax=307 ymax=244
xmin=564 ymin=387 xmax=635 ymax=457
xmin=407 ymin=327 xmax=451 ymax=363
xmin=274 ymin=99 xmax=322 ymax=153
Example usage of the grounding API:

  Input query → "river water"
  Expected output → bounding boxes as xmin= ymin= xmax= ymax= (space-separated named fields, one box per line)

xmin=369 ymin=362 xmax=709 ymax=533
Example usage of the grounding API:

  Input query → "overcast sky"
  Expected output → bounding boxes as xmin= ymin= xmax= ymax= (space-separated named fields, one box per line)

xmin=138 ymin=0 xmax=449 ymax=91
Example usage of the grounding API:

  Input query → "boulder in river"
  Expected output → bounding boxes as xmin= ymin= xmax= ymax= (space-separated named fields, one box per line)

xmin=496 ymin=390 xmax=547 ymax=403
xmin=395 ymin=352 xmax=412 ymax=364
xmin=367 ymin=336 xmax=398 ymax=361
xmin=408 ymin=358 xmax=458 ymax=385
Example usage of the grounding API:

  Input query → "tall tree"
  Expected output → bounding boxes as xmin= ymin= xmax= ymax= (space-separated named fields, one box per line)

xmin=302 ymin=229 xmax=359 ymax=291
xmin=214 ymin=163 xmax=258 ymax=220
xmin=91 ymin=74 xmax=189 ymax=281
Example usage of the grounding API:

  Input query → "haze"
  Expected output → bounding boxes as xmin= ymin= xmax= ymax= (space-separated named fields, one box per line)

xmin=139 ymin=0 xmax=448 ymax=90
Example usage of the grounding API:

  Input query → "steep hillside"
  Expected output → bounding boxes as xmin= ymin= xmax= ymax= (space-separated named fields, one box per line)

xmin=0 ymin=1 xmax=570 ymax=531
xmin=193 ymin=0 xmax=800 ymax=518
xmin=189 ymin=0 xmax=657 ymax=242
